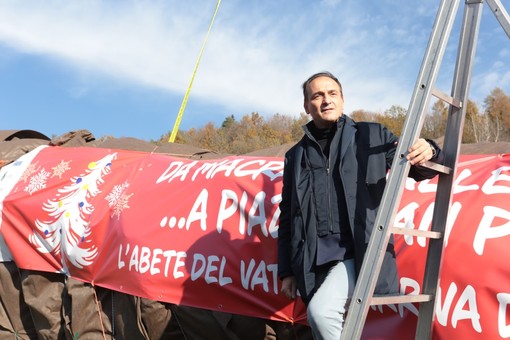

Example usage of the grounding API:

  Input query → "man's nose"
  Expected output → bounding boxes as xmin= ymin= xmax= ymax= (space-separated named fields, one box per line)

xmin=323 ymin=94 xmax=331 ymax=104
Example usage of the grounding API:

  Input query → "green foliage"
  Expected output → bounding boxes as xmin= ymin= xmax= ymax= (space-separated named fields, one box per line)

xmin=156 ymin=87 xmax=510 ymax=153
xmin=483 ymin=87 xmax=510 ymax=142
xmin=166 ymin=112 xmax=308 ymax=154
xmin=423 ymin=100 xmax=448 ymax=139
xmin=379 ymin=105 xmax=407 ymax=136
xmin=350 ymin=109 xmax=378 ymax=122
xmin=462 ymin=100 xmax=480 ymax=143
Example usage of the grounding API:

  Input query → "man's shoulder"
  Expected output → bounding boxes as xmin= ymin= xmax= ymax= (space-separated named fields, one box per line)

xmin=351 ymin=120 xmax=397 ymax=144
xmin=346 ymin=116 xmax=383 ymax=129
xmin=284 ymin=141 xmax=302 ymax=155
xmin=353 ymin=120 xmax=385 ymax=128
xmin=352 ymin=120 xmax=388 ymax=134
xmin=284 ymin=139 xmax=305 ymax=159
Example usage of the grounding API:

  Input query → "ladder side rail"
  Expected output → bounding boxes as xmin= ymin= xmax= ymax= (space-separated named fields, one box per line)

xmin=486 ymin=0 xmax=510 ymax=38
xmin=340 ymin=1 xmax=461 ymax=339
xmin=415 ymin=1 xmax=484 ymax=339
xmin=399 ymin=0 xmax=461 ymax=145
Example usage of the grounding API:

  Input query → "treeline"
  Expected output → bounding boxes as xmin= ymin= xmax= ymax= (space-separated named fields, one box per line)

xmin=157 ymin=87 xmax=510 ymax=154
xmin=160 ymin=113 xmax=310 ymax=154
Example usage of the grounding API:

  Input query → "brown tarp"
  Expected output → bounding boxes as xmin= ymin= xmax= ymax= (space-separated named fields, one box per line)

xmin=0 ymin=261 xmax=37 ymax=339
xmin=0 ymin=130 xmax=50 ymax=142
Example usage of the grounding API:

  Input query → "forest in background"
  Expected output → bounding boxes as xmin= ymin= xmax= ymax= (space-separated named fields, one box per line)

xmin=156 ymin=87 xmax=510 ymax=155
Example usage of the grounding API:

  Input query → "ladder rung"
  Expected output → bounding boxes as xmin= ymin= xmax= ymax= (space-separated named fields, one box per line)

xmin=391 ymin=227 xmax=442 ymax=239
xmin=370 ymin=294 xmax=433 ymax=305
xmin=420 ymin=160 xmax=452 ymax=174
xmin=432 ymin=88 xmax=462 ymax=108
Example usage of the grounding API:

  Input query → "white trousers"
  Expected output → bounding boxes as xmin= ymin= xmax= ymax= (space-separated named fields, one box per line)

xmin=306 ymin=259 xmax=356 ymax=340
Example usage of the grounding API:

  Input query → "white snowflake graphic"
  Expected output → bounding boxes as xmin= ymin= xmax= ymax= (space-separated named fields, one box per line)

xmin=24 ymin=168 xmax=51 ymax=195
xmin=105 ymin=181 xmax=133 ymax=219
xmin=51 ymin=160 xmax=72 ymax=178
xmin=20 ymin=161 xmax=40 ymax=183
xmin=112 ymin=192 xmax=133 ymax=219
xmin=105 ymin=181 xmax=129 ymax=205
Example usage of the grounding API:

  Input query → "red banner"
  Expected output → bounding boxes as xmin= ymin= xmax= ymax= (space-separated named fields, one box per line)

xmin=1 ymin=146 xmax=509 ymax=339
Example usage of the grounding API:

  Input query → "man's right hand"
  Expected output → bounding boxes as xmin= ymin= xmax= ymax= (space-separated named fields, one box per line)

xmin=281 ymin=276 xmax=297 ymax=299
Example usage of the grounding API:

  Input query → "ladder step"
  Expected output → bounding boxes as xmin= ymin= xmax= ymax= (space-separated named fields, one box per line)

xmin=391 ymin=227 xmax=442 ymax=239
xmin=431 ymin=88 xmax=462 ymax=108
xmin=420 ymin=160 xmax=452 ymax=174
xmin=370 ymin=294 xmax=433 ymax=305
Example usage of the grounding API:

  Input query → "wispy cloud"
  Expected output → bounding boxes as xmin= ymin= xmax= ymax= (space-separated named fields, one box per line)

xmin=0 ymin=0 xmax=508 ymax=137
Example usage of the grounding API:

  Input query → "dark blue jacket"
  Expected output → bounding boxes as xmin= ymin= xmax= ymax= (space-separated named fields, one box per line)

xmin=278 ymin=115 xmax=441 ymax=303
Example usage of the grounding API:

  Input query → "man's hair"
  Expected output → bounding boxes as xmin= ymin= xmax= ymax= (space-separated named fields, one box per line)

xmin=302 ymin=71 xmax=343 ymax=100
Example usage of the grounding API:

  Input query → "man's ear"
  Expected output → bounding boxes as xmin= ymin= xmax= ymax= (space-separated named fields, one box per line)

xmin=303 ymin=101 xmax=309 ymax=115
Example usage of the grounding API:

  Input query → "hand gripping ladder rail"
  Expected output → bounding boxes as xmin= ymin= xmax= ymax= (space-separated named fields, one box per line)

xmin=341 ymin=0 xmax=510 ymax=339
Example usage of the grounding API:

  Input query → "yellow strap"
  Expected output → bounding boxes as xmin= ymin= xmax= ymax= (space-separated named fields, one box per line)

xmin=168 ymin=0 xmax=222 ymax=143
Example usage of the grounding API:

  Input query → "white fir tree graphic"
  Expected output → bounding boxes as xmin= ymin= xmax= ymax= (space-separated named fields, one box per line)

xmin=29 ymin=153 xmax=117 ymax=274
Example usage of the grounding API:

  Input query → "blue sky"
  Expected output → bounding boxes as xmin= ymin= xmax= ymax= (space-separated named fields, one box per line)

xmin=0 ymin=0 xmax=509 ymax=141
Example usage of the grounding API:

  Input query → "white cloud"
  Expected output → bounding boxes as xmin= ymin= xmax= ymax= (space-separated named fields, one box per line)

xmin=0 ymin=0 xmax=507 ymax=131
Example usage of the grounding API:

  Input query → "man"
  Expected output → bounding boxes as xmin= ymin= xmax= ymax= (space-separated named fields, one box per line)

xmin=277 ymin=71 xmax=442 ymax=339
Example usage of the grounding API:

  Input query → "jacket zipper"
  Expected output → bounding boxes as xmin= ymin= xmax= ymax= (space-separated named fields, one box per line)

xmin=325 ymin=153 xmax=333 ymax=233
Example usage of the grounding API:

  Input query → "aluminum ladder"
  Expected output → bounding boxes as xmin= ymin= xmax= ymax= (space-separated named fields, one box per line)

xmin=340 ymin=0 xmax=510 ymax=339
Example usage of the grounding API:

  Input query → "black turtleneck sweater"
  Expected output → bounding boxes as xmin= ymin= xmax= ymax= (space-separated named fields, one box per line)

xmin=304 ymin=118 xmax=355 ymax=266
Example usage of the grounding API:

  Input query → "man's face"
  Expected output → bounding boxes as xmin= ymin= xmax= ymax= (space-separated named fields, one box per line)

xmin=304 ymin=76 xmax=344 ymax=129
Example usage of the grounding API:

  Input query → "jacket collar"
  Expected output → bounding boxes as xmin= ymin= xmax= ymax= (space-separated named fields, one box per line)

xmin=299 ymin=115 xmax=357 ymax=162
xmin=340 ymin=115 xmax=356 ymax=161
